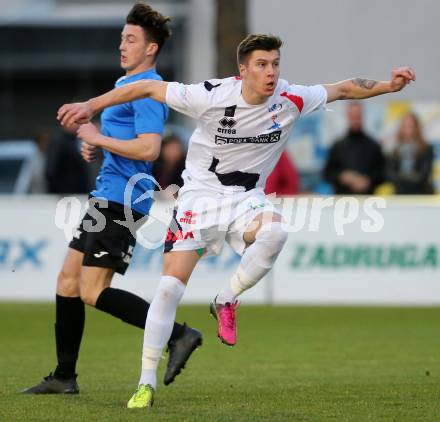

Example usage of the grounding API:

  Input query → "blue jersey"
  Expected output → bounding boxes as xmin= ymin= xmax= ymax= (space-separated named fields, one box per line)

xmin=91 ymin=69 xmax=168 ymax=215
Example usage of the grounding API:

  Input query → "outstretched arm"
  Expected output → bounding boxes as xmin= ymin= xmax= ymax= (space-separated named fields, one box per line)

xmin=324 ymin=66 xmax=415 ymax=103
xmin=57 ymin=79 xmax=168 ymax=128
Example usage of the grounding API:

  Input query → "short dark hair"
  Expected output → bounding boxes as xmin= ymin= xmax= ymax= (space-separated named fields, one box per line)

xmin=126 ymin=2 xmax=172 ymax=54
xmin=237 ymin=34 xmax=283 ymax=64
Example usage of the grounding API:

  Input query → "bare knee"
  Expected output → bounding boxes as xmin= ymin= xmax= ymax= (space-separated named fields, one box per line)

xmin=79 ymin=283 xmax=104 ymax=307
xmin=162 ymin=251 xmax=199 ymax=284
xmin=57 ymin=269 xmax=80 ymax=297
xmin=162 ymin=262 xmax=189 ymax=284
xmin=79 ymin=267 xmax=114 ymax=307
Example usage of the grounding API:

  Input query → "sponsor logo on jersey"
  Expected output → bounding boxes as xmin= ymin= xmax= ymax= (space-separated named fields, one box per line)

xmin=219 ymin=117 xmax=237 ymax=128
xmin=179 ymin=210 xmax=197 ymax=225
xmin=268 ymin=103 xmax=282 ymax=113
xmin=218 ymin=105 xmax=238 ymax=134
xmin=268 ymin=114 xmax=281 ymax=130
xmin=217 ymin=127 xmax=237 ymax=134
xmin=215 ymin=130 xmax=281 ymax=145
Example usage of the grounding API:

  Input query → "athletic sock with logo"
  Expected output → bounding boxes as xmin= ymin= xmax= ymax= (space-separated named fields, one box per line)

xmin=95 ymin=287 xmax=185 ymax=340
xmin=54 ymin=295 xmax=85 ymax=379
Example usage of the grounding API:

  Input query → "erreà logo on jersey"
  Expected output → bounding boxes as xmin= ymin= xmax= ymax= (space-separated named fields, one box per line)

xmin=218 ymin=105 xmax=237 ymax=134
xmin=219 ymin=117 xmax=236 ymax=128
xmin=179 ymin=210 xmax=197 ymax=225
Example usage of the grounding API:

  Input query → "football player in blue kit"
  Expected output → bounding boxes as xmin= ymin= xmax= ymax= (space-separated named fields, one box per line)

xmin=23 ymin=2 xmax=202 ymax=395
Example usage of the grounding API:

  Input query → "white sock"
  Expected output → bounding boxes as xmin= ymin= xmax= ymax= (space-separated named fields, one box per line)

xmin=139 ymin=275 xmax=186 ymax=389
xmin=217 ymin=222 xmax=287 ymax=304
xmin=216 ymin=267 xmax=251 ymax=304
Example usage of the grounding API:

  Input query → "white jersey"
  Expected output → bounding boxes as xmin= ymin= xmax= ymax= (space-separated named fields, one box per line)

xmin=166 ymin=77 xmax=327 ymax=194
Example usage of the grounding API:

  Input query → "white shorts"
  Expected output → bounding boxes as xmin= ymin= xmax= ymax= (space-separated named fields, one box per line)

xmin=164 ymin=187 xmax=279 ymax=257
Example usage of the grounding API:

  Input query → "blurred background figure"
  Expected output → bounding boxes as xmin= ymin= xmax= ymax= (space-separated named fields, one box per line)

xmin=45 ymin=125 xmax=91 ymax=194
xmin=28 ymin=128 xmax=51 ymax=193
xmin=323 ymin=102 xmax=385 ymax=194
xmin=265 ymin=150 xmax=300 ymax=196
xmin=152 ymin=134 xmax=186 ymax=191
xmin=387 ymin=112 xmax=434 ymax=194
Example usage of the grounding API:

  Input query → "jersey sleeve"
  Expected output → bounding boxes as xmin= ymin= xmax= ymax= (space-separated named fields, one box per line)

xmin=287 ymin=84 xmax=327 ymax=116
xmin=165 ymin=82 xmax=212 ymax=119
xmin=132 ymin=98 xmax=168 ymax=135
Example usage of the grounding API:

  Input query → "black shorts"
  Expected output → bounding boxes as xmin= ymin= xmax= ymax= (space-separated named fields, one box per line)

xmin=69 ymin=198 xmax=143 ymax=275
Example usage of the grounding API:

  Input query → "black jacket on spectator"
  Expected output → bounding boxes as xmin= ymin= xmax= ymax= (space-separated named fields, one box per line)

xmin=324 ymin=129 xmax=386 ymax=194
xmin=387 ymin=145 xmax=434 ymax=194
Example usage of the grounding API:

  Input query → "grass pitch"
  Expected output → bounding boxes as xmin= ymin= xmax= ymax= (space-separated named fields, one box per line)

xmin=1 ymin=303 xmax=440 ymax=421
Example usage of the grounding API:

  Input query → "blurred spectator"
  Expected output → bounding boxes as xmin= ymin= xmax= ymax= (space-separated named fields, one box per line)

xmin=45 ymin=125 xmax=90 ymax=194
xmin=323 ymin=102 xmax=385 ymax=194
xmin=387 ymin=112 xmax=434 ymax=194
xmin=152 ymin=135 xmax=186 ymax=190
xmin=265 ymin=150 xmax=300 ymax=195
xmin=28 ymin=128 xmax=50 ymax=193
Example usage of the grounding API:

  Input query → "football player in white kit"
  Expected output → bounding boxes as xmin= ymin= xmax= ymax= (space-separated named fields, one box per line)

xmin=58 ymin=34 xmax=415 ymax=408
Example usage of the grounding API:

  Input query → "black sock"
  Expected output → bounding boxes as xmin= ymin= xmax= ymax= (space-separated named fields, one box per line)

xmin=95 ymin=287 xmax=185 ymax=341
xmin=54 ymin=295 xmax=85 ymax=379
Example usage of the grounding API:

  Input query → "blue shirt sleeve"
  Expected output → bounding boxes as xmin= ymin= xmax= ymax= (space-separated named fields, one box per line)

xmin=132 ymin=97 xmax=168 ymax=136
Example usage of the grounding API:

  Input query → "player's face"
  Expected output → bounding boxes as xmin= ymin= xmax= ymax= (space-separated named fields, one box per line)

xmin=119 ymin=24 xmax=157 ymax=75
xmin=240 ymin=50 xmax=280 ymax=101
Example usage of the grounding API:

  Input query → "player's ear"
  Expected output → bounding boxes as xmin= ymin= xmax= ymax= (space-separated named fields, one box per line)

xmin=146 ymin=42 xmax=159 ymax=57
xmin=239 ymin=62 xmax=246 ymax=77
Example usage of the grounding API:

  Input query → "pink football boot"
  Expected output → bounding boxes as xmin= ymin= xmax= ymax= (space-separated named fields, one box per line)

xmin=210 ymin=297 xmax=240 ymax=346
